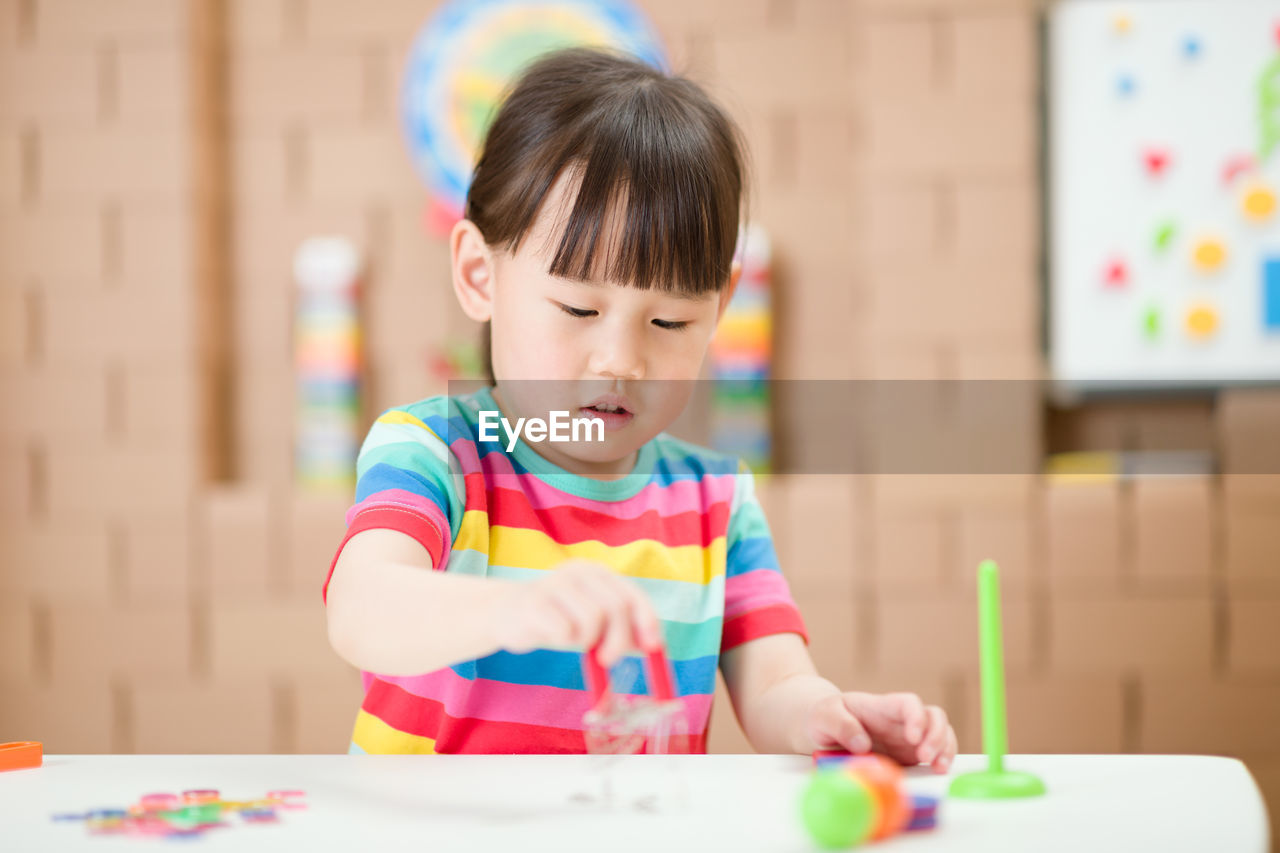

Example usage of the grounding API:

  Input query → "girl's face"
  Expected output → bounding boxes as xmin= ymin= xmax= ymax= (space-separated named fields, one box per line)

xmin=451 ymin=171 xmax=739 ymax=478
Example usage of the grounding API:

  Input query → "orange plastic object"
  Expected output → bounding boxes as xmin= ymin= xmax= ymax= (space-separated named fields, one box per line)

xmin=844 ymin=755 xmax=910 ymax=840
xmin=0 ymin=741 xmax=42 ymax=771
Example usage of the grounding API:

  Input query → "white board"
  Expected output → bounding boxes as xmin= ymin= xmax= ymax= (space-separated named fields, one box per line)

xmin=1049 ymin=0 xmax=1280 ymax=386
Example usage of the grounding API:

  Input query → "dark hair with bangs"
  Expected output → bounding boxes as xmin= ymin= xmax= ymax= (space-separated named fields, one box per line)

xmin=465 ymin=47 xmax=748 ymax=297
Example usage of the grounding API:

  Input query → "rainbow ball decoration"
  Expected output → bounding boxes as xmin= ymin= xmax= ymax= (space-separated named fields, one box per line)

xmin=800 ymin=768 xmax=876 ymax=849
xmin=800 ymin=753 xmax=935 ymax=848
xmin=401 ymin=0 xmax=666 ymax=227
xmin=847 ymin=755 xmax=910 ymax=840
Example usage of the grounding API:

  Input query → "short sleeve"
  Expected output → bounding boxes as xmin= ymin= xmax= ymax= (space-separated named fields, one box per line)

xmin=720 ymin=463 xmax=809 ymax=652
xmin=321 ymin=405 xmax=465 ymax=604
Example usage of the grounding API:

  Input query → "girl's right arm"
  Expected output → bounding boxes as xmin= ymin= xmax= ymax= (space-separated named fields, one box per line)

xmin=325 ymin=528 xmax=514 ymax=676
xmin=325 ymin=528 xmax=663 ymax=676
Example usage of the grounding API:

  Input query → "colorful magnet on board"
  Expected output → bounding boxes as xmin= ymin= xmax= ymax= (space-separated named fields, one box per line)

xmin=1242 ymin=183 xmax=1277 ymax=221
xmin=1153 ymin=220 xmax=1177 ymax=252
xmin=1116 ymin=73 xmax=1136 ymax=97
xmin=1264 ymin=257 xmax=1280 ymax=333
xmin=1192 ymin=237 xmax=1227 ymax=272
xmin=1182 ymin=35 xmax=1201 ymax=59
xmin=1185 ymin=303 xmax=1219 ymax=339
xmin=1143 ymin=305 xmax=1160 ymax=340
xmin=1259 ymin=55 xmax=1280 ymax=159
xmin=1103 ymin=256 xmax=1129 ymax=288
xmin=1113 ymin=13 xmax=1132 ymax=35
xmin=1223 ymin=153 xmax=1255 ymax=186
xmin=1143 ymin=147 xmax=1171 ymax=177
xmin=1261 ymin=118 xmax=1280 ymax=163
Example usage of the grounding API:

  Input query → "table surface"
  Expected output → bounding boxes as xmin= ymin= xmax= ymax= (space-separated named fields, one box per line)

xmin=0 ymin=753 xmax=1270 ymax=852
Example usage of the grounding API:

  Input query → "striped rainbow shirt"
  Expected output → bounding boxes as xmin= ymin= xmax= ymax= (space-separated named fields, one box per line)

xmin=322 ymin=386 xmax=807 ymax=754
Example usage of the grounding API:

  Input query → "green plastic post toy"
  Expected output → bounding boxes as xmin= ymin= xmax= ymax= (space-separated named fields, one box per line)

xmin=948 ymin=560 xmax=1046 ymax=799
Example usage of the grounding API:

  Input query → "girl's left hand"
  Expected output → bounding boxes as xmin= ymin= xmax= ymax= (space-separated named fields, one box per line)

xmin=804 ymin=691 xmax=957 ymax=773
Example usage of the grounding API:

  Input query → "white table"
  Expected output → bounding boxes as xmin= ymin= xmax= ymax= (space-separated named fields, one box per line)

xmin=0 ymin=754 xmax=1269 ymax=852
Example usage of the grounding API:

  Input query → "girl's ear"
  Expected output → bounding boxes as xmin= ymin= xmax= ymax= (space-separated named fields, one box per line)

xmin=450 ymin=219 xmax=495 ymax=322
xmin=715 ymin=261 xmax=742 ymax=323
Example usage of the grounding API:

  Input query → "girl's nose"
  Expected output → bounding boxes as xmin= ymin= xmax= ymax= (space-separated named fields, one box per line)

xmin=588 ymin=327 xmax=646 ymax=380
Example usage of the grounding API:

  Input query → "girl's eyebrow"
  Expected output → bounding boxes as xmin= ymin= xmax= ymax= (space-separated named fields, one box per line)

xmin=549 ymin=277 xmax=715 ymax=302
xmin=664 ymin=290 xmax=716 ymax=303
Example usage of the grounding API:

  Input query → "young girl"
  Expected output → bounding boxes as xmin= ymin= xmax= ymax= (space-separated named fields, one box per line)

xmin=323 ymin=47 xmax=956 ymax=768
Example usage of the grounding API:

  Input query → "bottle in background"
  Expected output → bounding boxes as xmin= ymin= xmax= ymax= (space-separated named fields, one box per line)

xmin=294 ymin=237 xmax=362 ymax=492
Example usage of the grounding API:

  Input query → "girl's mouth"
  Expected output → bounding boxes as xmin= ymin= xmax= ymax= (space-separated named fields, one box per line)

xmin=579 ymin=403 xmax=634 ymax=431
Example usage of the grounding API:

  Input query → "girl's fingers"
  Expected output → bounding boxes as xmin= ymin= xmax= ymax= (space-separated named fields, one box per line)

xmin=822 ymin=701 xmax=872 ymax=754
xmin=598 ymin=600 xmax=633 ymax=666
xmin=894 ymin=693 xmax=927 ymax=744
xmin=550 ymin=563 xmax=665 ymax=661
xmin=531 ymin=607 xmax=571 ymax=650
xmin=570 ymin=573 xmax=633 ymax=665
xmin=628 ymin=592 xmax=662 ymax=651
xmin=917 ymin=705 xmax=949 ymax=765
xmin=550 ymin=586 xmax=604 ymax=650
xmin=506 ymin=592 xmax=572 ymax=652
xmin=576 ymin=570 xmax=663 ymax=660
xmin=934 ymin=725 xmax=958 ymax=773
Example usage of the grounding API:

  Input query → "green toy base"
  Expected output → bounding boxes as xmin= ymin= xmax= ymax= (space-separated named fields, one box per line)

xmin=949 ymin=769 xmax=1046 ymax=799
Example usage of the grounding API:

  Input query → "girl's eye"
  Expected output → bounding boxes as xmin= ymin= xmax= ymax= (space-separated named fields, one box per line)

xmin=652 ymin=319 xmax=690 ymax=331
xmin=557 ymin=303 xmax=597 ymax=318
